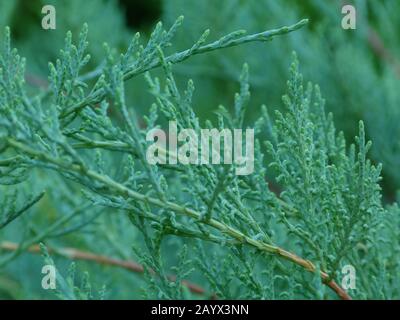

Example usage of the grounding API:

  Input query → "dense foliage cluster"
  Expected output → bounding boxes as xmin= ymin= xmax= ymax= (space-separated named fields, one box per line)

xmin=0 ymin=0 xmax=399 ymax=300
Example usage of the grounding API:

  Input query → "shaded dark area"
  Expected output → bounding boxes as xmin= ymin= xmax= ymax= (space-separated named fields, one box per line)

xmin=8 ymin=0 xmax=42 ymax=39
xmin=118 ymin=0 xmax=162 ymax=30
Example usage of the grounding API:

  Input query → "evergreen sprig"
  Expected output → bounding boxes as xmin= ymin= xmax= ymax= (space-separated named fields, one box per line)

xmin=0 ymin=16 xmax=393 ymax=300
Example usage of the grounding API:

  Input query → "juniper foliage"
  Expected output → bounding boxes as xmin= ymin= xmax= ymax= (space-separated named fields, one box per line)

xmin=162 ymin=0 xmax=400 ymax=196
xmin=0 ymin=9 xmax=398 ymax=300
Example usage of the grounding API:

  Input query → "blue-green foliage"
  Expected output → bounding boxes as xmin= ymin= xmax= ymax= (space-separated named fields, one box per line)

xmin=0 ymin=0 xmax=399 ymax=300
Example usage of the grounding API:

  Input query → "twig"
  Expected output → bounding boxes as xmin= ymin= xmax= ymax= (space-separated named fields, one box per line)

xmin=368 ymin=27 xmax=400 ymax=77
xmin=0 ymin=241 xmax=209 ymax=297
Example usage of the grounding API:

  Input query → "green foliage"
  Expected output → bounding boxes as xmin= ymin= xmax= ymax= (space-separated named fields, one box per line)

xmin=40 ymin=244 xmax=106 ymax=300
xmin=162 ymin=0 xmax=400 ymax=195
xmin=265 ymin=56 xmax=383 ymax=277
xmin=0 ymin=1 xmax=399 ymax=301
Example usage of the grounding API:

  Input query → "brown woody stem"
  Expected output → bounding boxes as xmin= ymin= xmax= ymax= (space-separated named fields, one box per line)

xmin=0 ymin=241 xmax=209 ymax=296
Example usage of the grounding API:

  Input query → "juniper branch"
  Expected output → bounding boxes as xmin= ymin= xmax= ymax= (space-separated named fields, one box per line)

xmin=6 ymin=137 xmax=351 ymax=300
xmin=0 ymin=192 xmax=45 ymax=230
xmin=0 ymin=203 xmax=90 ymax=267
xmin=59 ymin=19 xmax=308 ymax=119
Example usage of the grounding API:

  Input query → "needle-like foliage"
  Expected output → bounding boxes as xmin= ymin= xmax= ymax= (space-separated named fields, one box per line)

xmin=0 ymin=14 xmax=397 ymax=300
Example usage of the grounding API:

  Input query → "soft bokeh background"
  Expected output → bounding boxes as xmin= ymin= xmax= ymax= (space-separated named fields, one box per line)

xmin=0 ymin=0 xmax=399 ymax=299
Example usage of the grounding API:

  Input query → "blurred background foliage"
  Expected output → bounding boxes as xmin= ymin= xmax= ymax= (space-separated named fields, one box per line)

xmin=0 ymin=0 xmax=399 ymax=299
